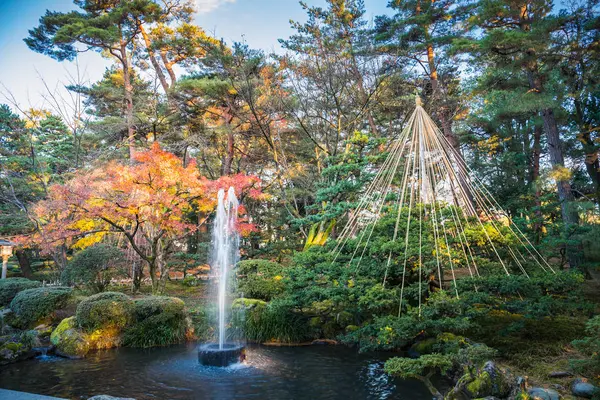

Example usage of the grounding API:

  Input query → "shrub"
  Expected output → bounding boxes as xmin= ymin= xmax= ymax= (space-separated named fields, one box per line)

xmin=571 ymin=316 xmax=600 ymax=378
xmin=62 ymin=244 xmax=125 ymax=293
xmin=75 ymin=292 xmax=134 ymax=332
xmin=0 ymin=278 xmax=41 ymax=306
xmin=236 ymin=259 xmax=285 ymax=301
xmin=230 ymin=298 xmax=309 ymax=343
xmin=123 ymin=296 xmax=188 ymax=348
xmin=8 ymin=287 xmax=73 ymax=329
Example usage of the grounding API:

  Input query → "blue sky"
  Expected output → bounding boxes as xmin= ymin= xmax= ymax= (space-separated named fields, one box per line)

xmin=0 ymin=0 xmax=390 ymax=110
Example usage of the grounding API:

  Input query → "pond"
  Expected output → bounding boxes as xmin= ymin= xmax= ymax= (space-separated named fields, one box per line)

xmin=0 ymin=343 xmax=432 ymax=399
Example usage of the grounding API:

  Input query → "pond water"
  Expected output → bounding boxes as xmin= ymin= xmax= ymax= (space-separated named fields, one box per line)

xmin=0 ymin=343 xmax=432 ymax=399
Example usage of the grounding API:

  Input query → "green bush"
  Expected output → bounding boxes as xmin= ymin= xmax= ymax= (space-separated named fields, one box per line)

xmin=236 ymin=259 xmax=285 ymax=301
xmin=230 ymin=298 xmax=309 ymax=343
xmin=571 ymin=316 xmax=600 ymax=378
xmin=8 ymin=286 xmax=73 ymax=329
xmin=182 ymin=275 xmax=199 ymax=287
xmin=123 ymin=296 xmax=188 ymax=348
xmin=75 ymin=292 xmax=134 ymax=332
xmin=62 ymin=244 xmax=125 ymax=293
xmin=0 ymin=278 xmax=41 ymax=306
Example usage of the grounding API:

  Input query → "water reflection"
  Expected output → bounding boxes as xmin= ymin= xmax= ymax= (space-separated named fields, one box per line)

xmin=0 ymin=344 xmax=431 ymax=400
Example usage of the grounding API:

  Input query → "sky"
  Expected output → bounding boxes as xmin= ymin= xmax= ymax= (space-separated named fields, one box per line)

xmin=0 ymin=0 xmax=390 ymax=111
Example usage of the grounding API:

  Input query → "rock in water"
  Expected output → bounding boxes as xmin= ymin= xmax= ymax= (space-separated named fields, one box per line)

xmin=527 ymin=387 xmax=560 ymax=400
xmin=571 ymin=378 xmax=598 ymax=398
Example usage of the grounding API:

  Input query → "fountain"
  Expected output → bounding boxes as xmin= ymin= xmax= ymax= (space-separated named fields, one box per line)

xmin=198 ymin=187 xmax=246 ymax=367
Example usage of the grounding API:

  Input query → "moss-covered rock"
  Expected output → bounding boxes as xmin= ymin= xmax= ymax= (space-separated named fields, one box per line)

xmin=7 ymin=287 xmax=72 ymax=329
xmin=76 ymin=292 xmax=134 ymax=332
xmin=0 ymin=278 xmax=41 ymax=307
xmin=50 ymin=317 xmax=90 ymax=359
xmin=450 ymin=361 xmax=512 ymax=399
xmin=122 ymin=296 xmax=188 ymax=348
xmin=0 ymin=330 xmax=39 ymax=365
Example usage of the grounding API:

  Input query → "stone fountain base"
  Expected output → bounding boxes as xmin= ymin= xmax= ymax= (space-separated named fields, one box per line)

xmin=198 ymin=343 xmax=246 ymax=367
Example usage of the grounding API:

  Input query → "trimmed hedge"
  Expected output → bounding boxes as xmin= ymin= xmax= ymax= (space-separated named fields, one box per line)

xmin=236 ymin=259 xmax=285 ymax=301
xmin=0 ymin=278 xmax=41 ymax=306
xmin=75 ymin=292 xmax=134 ymax=332
xmin=123 ymin=296 xmax=188 ymax=348
xmin=8 ymin=287 xmax=72 ymax=329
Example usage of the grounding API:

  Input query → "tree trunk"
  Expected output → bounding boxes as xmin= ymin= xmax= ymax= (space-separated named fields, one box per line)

xmin=532 ymin=123 xmax=543 ymax=243
xmin=541 ymin=108 xmax=581 ymax=267
xmin=542 ymin=108 xmax=578 ymax=225
xmin=421 ymin=15 xmax=475 ymax=214
xmin=418 ymin=376 xmax=443 ymax=400
xmin=15 ymin=249 xmax=33 ymax=279
xmin=121 ymin=43 xmax=136 ymax=160
xmin=160 ymin=51 xmax=177 ymax=87
xmin=149 ymin=259 xmax=159 ymax=294
xmin=140 ymin=24 xmax=170 ymax=96
xmin=132 ymin=261 xmax=142 ymax=293
xmin=223 ymin=131 xmax=234 ymax=176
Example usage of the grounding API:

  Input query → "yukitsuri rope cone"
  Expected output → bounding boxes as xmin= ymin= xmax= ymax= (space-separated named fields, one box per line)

xmin=332 ymin=97 xmax=554 ymax=316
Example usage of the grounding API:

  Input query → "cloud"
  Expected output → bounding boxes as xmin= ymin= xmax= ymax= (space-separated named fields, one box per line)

xmin=196 ymin=0 xmax=237 ymax=13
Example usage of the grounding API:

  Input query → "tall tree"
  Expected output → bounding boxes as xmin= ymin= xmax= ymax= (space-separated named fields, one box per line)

xmin=457 ymin=0 xmax=582 ymax=265
xmin=24 ymin=0 xmax=164 ymax=159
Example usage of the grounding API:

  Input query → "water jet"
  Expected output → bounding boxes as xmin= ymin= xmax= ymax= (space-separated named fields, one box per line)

xmin=198 ymin=187 xmax=245 ymax=367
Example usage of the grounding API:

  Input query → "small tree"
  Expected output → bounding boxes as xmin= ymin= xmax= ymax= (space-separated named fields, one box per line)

xmin=384 ymin=354 xmax=453 ymax=399
xmin=571 ymin=316 xmax=600 ymax=378
xmin=62 ymin=244 xmax=125 ymax=293
xmin=32 ymin=143 xmax=262 ymax=293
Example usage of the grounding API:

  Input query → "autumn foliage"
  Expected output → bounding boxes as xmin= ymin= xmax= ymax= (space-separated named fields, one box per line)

xmin=32 ymin=143 xmax=264 ymax=292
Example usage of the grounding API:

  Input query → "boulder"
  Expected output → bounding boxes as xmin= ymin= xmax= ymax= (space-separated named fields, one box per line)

xmin=51 ymin=317 xmax=90 ymax=359
xmin=88 ymin=396 xmax=136 ymax=400
xmin=449 ymin=361 xmax=512 ymax=399
xmin=571 ymin=378 xmax=598 ymax=398
xmin=527 ymin=387 xmax=561 ymax=400
xmin=0 ymin=334 xmax=37 ymax=365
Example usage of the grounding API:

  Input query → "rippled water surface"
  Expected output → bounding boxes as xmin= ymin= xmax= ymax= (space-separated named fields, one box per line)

xmin=0 ymin=343 xmax=431 ymax=399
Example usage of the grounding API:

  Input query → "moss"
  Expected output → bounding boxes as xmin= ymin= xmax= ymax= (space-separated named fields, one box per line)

xmin=457 ymin=362 xmax=512 ymax=399
xmin=466 ymin=371 xmax=493 ymax=397
xmin=76 ymin=292 xmax=134 ymax=332
xmin=0 ymin=278 xmax=41 ymax=306
xmin=3 ymin=342 xmax=22 ymax=352
xmin=51 ymin=317 xmax=76 ymax=345
xmin=86 ymin=327 xmax=122 ymax=349
xmin=411 ymin=338 xmax=438 ymax=355
xmin=514 ymin=391 xmax=531 ymax=400
xmin=51 ymin=317 xmax=90 ymax=358
xmin=232 ymin=298 xmax=267 ymax=309
xmin=8 ymin=287 xmax=73 ymax=329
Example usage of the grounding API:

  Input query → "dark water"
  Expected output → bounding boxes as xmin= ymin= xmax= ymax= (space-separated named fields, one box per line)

xmin=0 ymin=343 xmax=431 ymax=400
